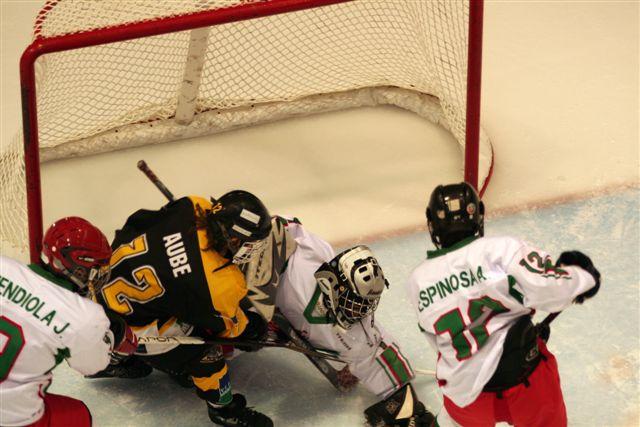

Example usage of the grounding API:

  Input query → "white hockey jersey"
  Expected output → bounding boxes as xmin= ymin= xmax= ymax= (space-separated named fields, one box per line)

xmin=406 ymin=236 xmax=596 ymax=407
xmin=275 ymin=221 xmax=414 ymax=398
xmin=0 ymin=256 xmax=111 ymax=426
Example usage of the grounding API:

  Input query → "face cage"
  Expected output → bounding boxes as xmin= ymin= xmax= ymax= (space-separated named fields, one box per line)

xmin=336 ymin=287 xmax=380 ymax=326
xmin=53 ymin=254 xmax=111 ymax=296
xmin=232 ymin=237 xmax=268 ymax=265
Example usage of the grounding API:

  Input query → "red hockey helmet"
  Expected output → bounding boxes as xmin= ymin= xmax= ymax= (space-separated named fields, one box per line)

xmin=41 ymin=217 xmax=112 ymax=295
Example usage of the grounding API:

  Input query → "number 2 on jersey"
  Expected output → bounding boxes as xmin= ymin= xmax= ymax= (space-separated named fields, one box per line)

xmin=434 ymin=296 xmax=508 ymax=360
xmin=102 ymin=234 xmax=166 ymax=315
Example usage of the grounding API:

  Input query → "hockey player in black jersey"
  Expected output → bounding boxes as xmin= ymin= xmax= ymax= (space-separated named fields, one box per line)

xmin=94 ymin=190 xmax=273 ymax=427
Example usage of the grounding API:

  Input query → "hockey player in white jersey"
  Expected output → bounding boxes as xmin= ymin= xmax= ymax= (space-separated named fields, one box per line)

xmin=406 ymin=183 xmax=601 ymax=426
xmin=0 ymin=217 xmax=138 ymax=427
xmin=246 ymin=217 xmax=434 ymax=426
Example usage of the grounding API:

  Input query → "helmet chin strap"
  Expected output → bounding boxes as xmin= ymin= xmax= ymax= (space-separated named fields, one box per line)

xmin=85 ymin=269 xmax=99 ymax=302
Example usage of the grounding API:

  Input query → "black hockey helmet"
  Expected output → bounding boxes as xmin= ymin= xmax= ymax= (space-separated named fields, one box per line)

xmin=207 ymin=190 xmax=272 ymax=264
xmin=426 ymin=182 xmax=484 ymax=249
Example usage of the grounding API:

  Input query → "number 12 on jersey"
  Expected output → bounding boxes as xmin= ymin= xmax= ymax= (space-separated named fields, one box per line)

xmin=433 ymin=296 xmax=508 ymax=360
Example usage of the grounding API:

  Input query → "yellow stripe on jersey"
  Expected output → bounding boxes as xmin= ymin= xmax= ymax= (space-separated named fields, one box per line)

xmin=110 ymin=234 xmax=148 ymax=268
xmin=189 ymin=196 xmax=249 ymax=339
xmin=192 ymin=364 xmax=229 ymax=392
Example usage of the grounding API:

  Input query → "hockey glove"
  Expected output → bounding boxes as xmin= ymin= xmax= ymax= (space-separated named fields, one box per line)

xmin=364 ymin=383 xmax=435 ymax=427
xmin=556 ymin=250 xmax=601 ymax=304
xmin=105 ymin=310 xmax=138 ymax=364
xmin=233 ymin=310 xmax=268 ymax=352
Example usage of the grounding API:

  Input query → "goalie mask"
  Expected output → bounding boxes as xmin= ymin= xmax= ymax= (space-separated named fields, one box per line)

xmin=314 ymin=246 xmax=389 ymax=330
xmin=208 ymin=190 xmax=272 ymax=264
xmin=426 ymin=182 xmax=484 ymax=249
xmin=41 ymin=217 xmax=112 ymax=297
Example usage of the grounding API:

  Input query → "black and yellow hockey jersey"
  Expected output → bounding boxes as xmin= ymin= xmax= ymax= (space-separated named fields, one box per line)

xmin=98 ymin=196 xmax=248 ymax=340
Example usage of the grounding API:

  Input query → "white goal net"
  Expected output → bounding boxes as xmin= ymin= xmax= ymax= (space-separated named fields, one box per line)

xmin=0 ymin=0 xmax=492 ymax=258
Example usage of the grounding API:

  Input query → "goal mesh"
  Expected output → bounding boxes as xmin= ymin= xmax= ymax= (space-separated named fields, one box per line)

xmin=1 ymin=0 xmax=491 ymax=255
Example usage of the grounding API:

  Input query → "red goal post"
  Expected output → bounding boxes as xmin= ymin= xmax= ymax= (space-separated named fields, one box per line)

xmin=3 ymin=0 xmax=493 ymax=263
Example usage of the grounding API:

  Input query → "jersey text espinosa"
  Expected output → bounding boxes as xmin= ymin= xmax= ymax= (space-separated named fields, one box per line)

xmin=418 ymin=266 xmax=487 ymax=311
xmin=163 ymin=232 xmax=192 ymax=278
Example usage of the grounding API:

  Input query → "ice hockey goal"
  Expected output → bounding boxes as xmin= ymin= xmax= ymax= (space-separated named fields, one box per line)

xmin=1 ymin=0 xmax=492 ymax=262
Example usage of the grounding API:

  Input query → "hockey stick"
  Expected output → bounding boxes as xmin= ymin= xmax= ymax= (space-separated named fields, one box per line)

xmin=137 ymin=161 xmax=345 ymax=390
xmin=270 ymin=311 xmax=347 ymax=391
xmin=137 ymin=160 xmax=175 ymax=202
xmin=137 ymin=334 xmax=342 ymax=362
xmin=541 ymin=312 xmax=560 ymax=325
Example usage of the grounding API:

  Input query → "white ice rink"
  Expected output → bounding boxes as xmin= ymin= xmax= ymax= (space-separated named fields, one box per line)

xmin=1 ymin=1 xmax=639 ymax=426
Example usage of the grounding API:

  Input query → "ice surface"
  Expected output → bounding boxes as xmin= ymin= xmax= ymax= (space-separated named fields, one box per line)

xmin=49 ymin=189 xmax=639 ymax=426
xmin=1 ymin=1 xmax=638 ymax=425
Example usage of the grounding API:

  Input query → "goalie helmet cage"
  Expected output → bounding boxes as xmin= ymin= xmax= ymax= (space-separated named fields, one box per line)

xmin=5 ymin=0 xmax=493 ymax=263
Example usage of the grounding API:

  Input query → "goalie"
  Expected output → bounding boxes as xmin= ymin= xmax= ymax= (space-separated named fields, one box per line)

xmin=243 ymin=217 xmax=435 ymax=426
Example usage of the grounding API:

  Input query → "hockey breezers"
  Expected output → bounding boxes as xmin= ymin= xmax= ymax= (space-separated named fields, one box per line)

xmin=137 ymin=330 xmax=341 ymax=362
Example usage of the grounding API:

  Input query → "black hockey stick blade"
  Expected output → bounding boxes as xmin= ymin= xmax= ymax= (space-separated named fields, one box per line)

xmin=541 ymin=312 xmax=560 ymax=325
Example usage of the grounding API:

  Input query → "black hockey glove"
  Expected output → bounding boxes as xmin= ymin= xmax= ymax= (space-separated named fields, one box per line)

xmin=233 ymin=310 xmax=268 ymax=352
xmin=364 ymin=384 xmax=435 ymax=427
xmin=104 ymin=310 xmax=138 ymax=364
xmin=556 ymin=251 xmax=601 ymax=304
